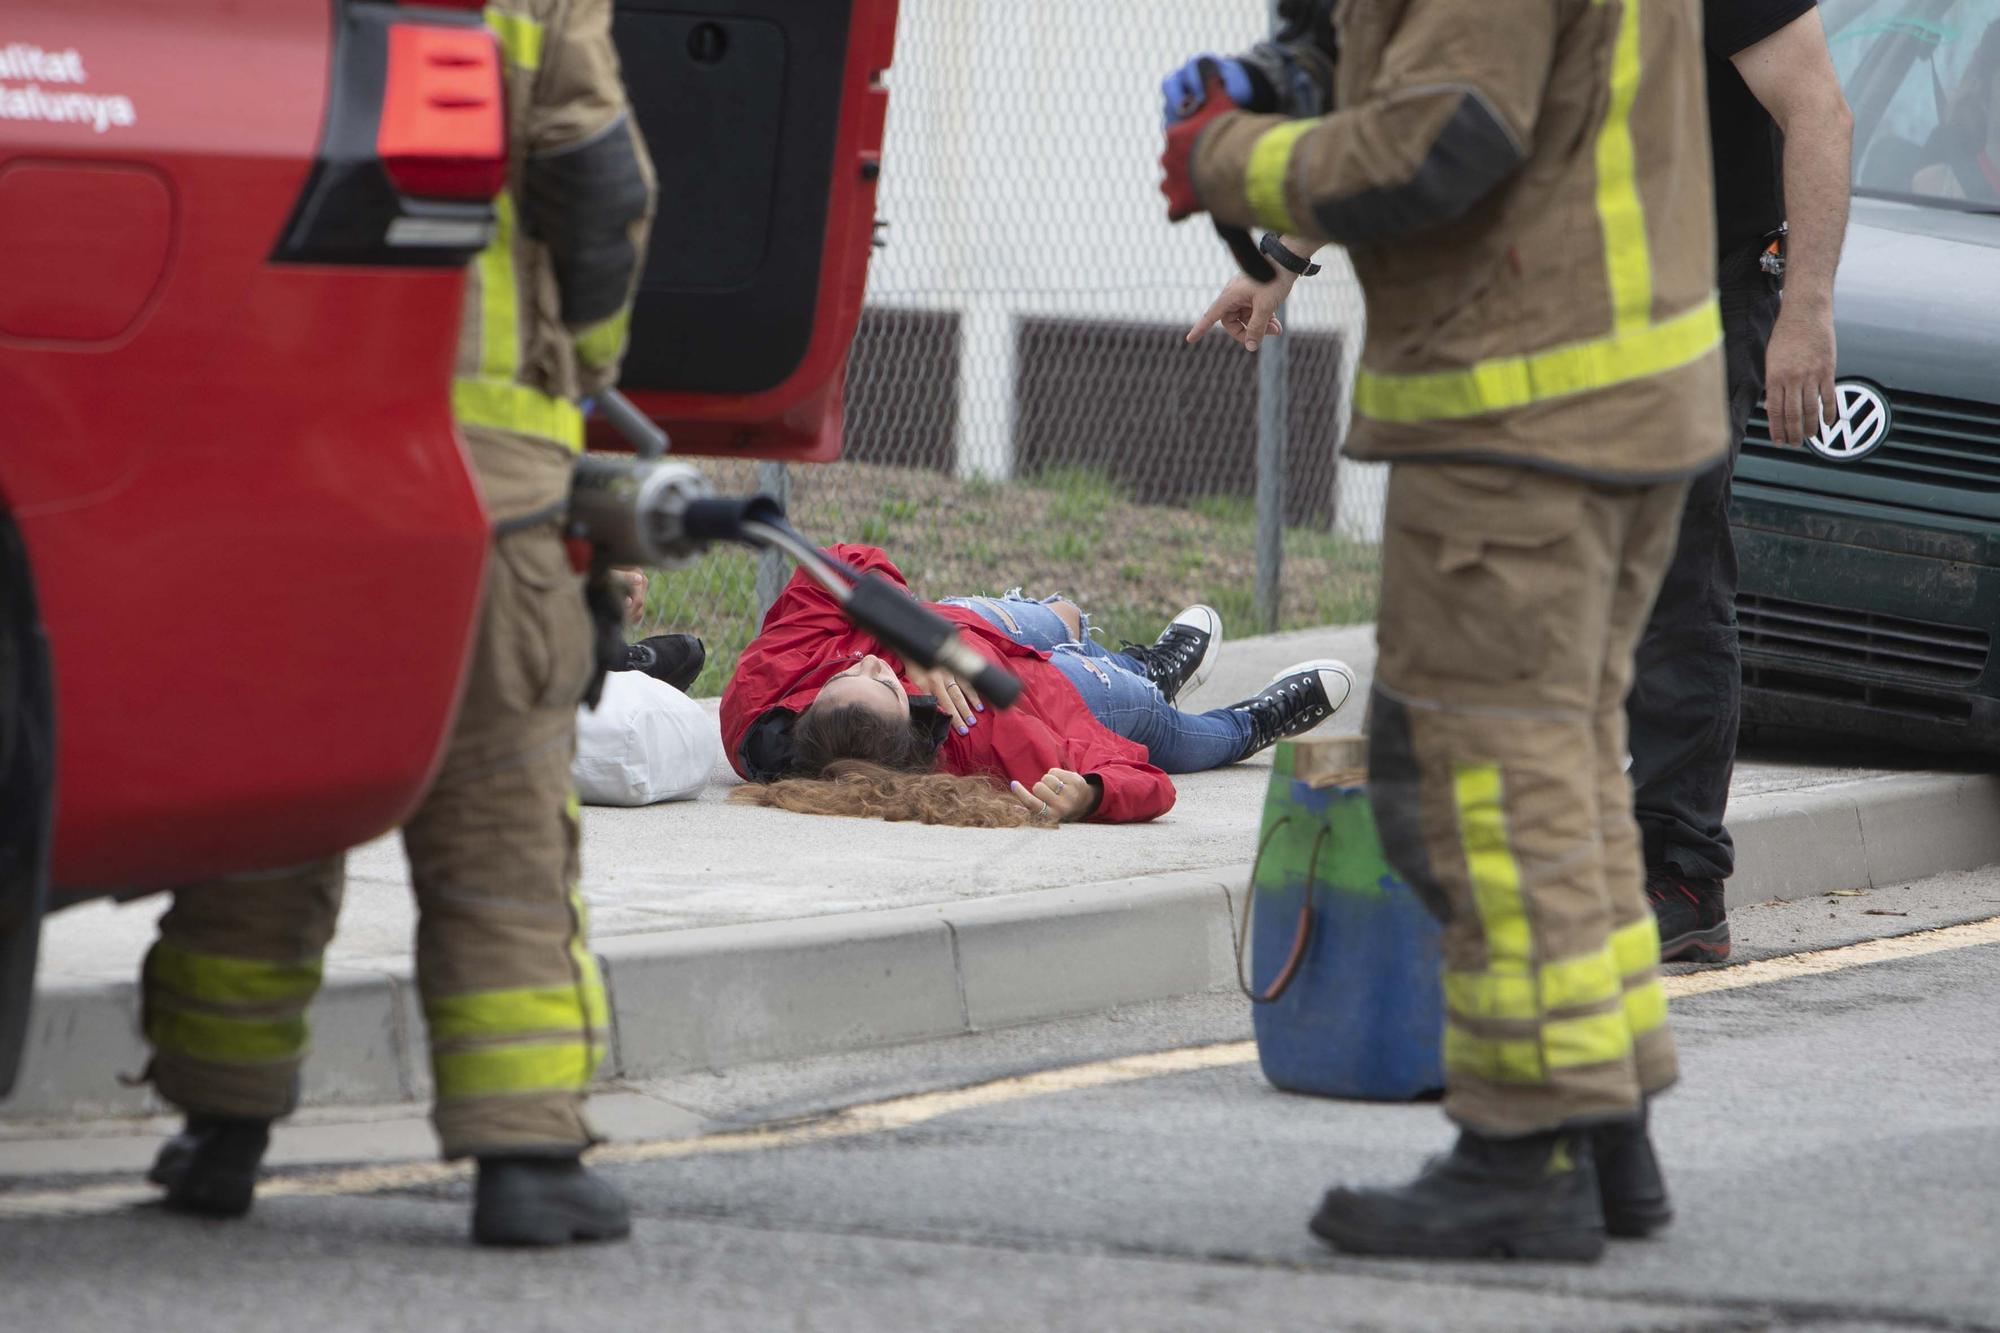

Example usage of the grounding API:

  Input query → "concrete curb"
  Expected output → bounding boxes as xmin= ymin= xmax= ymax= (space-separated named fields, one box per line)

xmin=10 ymin=772 xmax=2000 ymax=1122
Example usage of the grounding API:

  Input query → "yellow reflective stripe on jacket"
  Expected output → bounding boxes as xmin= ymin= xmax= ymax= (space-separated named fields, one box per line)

xmin=1353 ymin=294 xmax=1720 ymax=424
xmin=485 ymin=8 xmax=544 ymax=71
xmin=146 ymin=941 xmax=322 ymax=1007
xmin=474 ymin=192 xmax=520 ymax=382
xmin=1444 ymin=970 xmax=1535 ymax=1022
xmin=433 ymin=1040 xmax=607 ymax=1099
xmin=1537 ymin=947 xmax=1622 ymax=1013
xmin=574 ymin=309 xmax=631 ymax=371
xmin=1593 ymin=0 xmax=1651 ymax=333
xmin=147 ymin=1006 xmax=309 ymax=1066
xmin=1244 ymin=118 xmax=1317 ymax=235
xmin=426 ymin=982 xmax=610 ymax=1045
xmin=452 ymin=378 xmax=586 ymax=450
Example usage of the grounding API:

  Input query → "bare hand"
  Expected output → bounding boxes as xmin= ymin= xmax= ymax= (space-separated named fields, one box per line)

xmin=1188 ymin=269 xmax=1296 ymax=351
xmin=908 ymin=664 xmax=984 ymax=734
xmin=1762 ymin=301 xmax=1838 ymax=448
xmin=610 ymin=567 xmax=649 ymax=625
xmin=1008 ymin=767 xmax=1094 ymax=823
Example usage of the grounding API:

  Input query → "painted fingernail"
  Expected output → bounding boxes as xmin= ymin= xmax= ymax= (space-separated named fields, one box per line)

xmin=957 ymin=724 xmax=969 ymax=735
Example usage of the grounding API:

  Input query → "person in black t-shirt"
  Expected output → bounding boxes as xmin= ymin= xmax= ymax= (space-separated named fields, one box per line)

xmin=1627 ymin=0 xmax=1853 ymax=963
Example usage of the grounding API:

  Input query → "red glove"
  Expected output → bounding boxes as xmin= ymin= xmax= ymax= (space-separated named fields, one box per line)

xmin=1159 ymin=64 xmax=1243 ymax=222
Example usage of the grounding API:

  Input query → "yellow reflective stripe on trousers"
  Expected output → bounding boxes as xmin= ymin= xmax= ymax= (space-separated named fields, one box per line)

xmin=1243 ymin=118 xmax=1317 ymax=235
xmin=574 ymin=309 xmax=631 ymax=371
xmin=1611 ymin=914 xmax=1662 ymax=976
xmin=1444 ymin=1024 xmax=1542 ymax=1084
xmin=1446 ymin=946 xmax=1620 ymax=1022
xmin=1353 ymin=295 xmax=1720 ymax=424
xmin=1624 ymin=977 xmax=1668 ymax=1036
xmin=1452 ymin=764 xmax=1533 ymax=966
xmin=485 ymin=8 xmax=544 ymax=70
xmin=434 ymin=1040 xmax=606 ymax=1099
xmin=426 ymin=982 xmax=610 ymax=1045
xmin=1544 ymin=1009 xmax=1633 ymax=1069
xmin=1593 ymin=0 xmax=1651 ymax=333
xmin=147 ymin=942 xmax=322 ymax=1007
xmin=147 ymin=1006 xmax=309 ymax=1066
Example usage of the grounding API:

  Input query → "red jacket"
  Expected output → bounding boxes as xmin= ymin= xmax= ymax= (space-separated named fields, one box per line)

xmin=720 ymin=545 xmax=1176 ymax=823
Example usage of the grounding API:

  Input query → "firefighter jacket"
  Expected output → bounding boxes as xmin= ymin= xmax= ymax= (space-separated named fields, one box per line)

xmin=456 ymin=0 xmax=656 ymax=463
xmin=1190 ymin=0 xmax=1729 ymax=481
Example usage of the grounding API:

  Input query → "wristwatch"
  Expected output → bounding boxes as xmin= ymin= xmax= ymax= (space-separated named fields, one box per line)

xmin=1259 ymin=232 xmax=1321 ymax=277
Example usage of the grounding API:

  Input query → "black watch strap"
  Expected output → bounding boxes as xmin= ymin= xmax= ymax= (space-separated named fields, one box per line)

xmin=1259 ymin=232 xmax=1321 ymax=277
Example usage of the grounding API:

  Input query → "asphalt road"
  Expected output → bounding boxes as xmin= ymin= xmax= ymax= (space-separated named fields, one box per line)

xmin=5 ymin=880 xmax=2000 ymax=1333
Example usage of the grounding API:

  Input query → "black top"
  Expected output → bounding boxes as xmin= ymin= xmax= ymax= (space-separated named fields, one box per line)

xmin=1705 ymin=0 xmax=1816 ymax=257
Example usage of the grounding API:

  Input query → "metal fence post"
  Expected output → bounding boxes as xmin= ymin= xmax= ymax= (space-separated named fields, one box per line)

xmin=755 ymin=460 xmax=792 ymax=620
xmin=1252 ymin=0 xmax=1291 ymax=636
xmin=1254 ymin=298 xmax=1290 ymax=635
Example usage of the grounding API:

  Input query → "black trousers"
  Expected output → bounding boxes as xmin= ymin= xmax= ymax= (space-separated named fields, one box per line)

xmin=1626 ymin=264 xmax=1782 ymax=883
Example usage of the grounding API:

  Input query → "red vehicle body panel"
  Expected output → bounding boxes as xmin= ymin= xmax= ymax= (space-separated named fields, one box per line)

xmin=0 ymin=0 xmax=489 ymax=899
xmin=610 ymin=0 xmax=898 ymax=462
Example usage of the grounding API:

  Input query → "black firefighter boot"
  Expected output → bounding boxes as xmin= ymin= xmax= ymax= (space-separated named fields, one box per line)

xmin=473 ymin=1154 xmax=632 ymax=1247
xmin=1595 ymin=1102 xmax=1673 ymax=1238
xmin=1310 ymin=1129 xmax=1607 ymax=1262
xmin=147 ymin=1115 xmax=272 ymax=1218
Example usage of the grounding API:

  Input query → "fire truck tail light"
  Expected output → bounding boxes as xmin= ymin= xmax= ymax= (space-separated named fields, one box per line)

xmin=378 ymin=23 xmax=506 ymax=201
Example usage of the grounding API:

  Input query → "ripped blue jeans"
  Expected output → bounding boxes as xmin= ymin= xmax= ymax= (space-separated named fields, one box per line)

xmin=939 ymin=593 xmax=1252 ymax=773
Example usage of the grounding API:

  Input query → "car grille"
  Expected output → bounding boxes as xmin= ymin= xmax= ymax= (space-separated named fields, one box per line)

xmin=1738 ymin=593 xmax=1991 ymax=686
xmin=1745 ymin=390 xmax=2000 ymax=491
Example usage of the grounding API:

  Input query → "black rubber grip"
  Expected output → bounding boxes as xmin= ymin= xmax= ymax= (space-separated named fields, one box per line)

xmin=680 ymin=494 xmax=787 ymax=543
xmin=1217 ymin=222 xmax=1278 ymax=283
xmin=846 ymin=574 xmax=1023 ymax=709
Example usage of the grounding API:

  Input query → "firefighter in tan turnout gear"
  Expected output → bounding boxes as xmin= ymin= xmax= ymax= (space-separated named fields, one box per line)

xmin=1162 ymin=0 xmax=1729 ymax=1260
xmin=140 ymin=0 xmax=655 ymax=1247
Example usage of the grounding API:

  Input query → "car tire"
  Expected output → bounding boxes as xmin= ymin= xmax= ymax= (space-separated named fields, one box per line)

xmin=0 ymin=509 xmax=54 ymax=1098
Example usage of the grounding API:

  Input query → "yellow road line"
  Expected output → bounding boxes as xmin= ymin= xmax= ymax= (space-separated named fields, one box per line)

xmin=5 ymin=915 xmax=1996 ymax=1221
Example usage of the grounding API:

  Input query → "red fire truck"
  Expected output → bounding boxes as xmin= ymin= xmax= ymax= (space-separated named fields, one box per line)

xmin=0 ymin=0 xmax=897 ymax=1090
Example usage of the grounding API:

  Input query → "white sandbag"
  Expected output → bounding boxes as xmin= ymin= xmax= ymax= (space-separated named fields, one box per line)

xmin=572 ymin=670 xmax=721 ymax=806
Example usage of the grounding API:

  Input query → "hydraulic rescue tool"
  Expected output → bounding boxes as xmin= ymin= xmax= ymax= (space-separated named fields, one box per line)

xmin=565 ymin=389 xmax=1024 ymax=710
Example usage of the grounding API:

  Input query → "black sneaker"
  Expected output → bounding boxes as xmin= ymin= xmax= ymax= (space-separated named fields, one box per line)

xmin=148 ymin=1115 xmax=271 ymax=1218
xmin=1119 ymin=605 xmax=1222 ymax=703
xmin=473 ymin=1155 xmax=632 ymax=1247
xmin=1310 ymin=1129 xmax=1607 ymax=1262
xmin=1647 ymin=874 xmax=1730 ymax=963
xmin=621 ymin=633 xmax=705 ymax=692
xmin=1227 ymin=658 xmax=1356 ymax=757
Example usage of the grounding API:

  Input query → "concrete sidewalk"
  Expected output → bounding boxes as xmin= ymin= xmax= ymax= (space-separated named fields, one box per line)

xmin=14 ymin=623 xmax=2000 ymax=1120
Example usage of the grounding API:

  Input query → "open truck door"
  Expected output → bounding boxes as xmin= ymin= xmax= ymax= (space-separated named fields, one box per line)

xmin=604 ymin=0 xmax=898 ymax=461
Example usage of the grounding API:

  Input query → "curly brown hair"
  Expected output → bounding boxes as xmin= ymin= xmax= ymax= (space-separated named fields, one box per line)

xmin=730 ymin=700 xmax=1051 ymax=828
xmin=731 ymin=758 xmax=1050 ymax=827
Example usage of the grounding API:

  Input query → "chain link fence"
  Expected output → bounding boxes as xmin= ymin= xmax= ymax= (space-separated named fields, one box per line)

xmin=641 ymin=0 xmax=1386 ymax=693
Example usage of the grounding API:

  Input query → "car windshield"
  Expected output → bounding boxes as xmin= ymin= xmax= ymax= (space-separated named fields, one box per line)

xmin=1826 ymin=0 xmax=2000 ymax=210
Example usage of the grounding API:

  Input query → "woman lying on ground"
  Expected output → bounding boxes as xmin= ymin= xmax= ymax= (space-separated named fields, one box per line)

xmin=719 ymin=544 xmax=1355 ymax=826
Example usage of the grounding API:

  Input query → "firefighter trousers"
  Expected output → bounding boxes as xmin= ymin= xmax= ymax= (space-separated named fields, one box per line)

xmin=143 ymin=483 xmax=605 ymax=1158
xmin=1367 ymin=461 xmax=1689 ymax=1137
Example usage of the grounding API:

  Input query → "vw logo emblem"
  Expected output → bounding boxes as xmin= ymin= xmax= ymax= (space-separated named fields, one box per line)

xmin=1807 ymin=382 xmax=1892 ymax=462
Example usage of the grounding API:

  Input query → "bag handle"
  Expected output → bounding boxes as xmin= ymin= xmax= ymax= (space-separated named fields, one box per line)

xmin=1234 ymin=817 xmax=1331 ymax=1005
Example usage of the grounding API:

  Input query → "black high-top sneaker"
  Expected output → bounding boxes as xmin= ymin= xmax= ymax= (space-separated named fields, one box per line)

xmin=473 ymin=1155 xmax=632 ymax=1247
xmin=620 ymin=633 xmax=705 ymax=692
xmin=1594 ymin=1102 xmax=1672 ymax=1238
xmin=147 ymin=1115 xmax=272 ymax=1218
xmin=1310 ymin=1129 xmax=1607 ymax=1262
xmin=1227 ymin=659 xmax=1356 ymax=757
xmin=1646 ymin=873 xmax=1730 ymax=963
xmin=1118 ymin=604 xmax=1222 ymax=703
